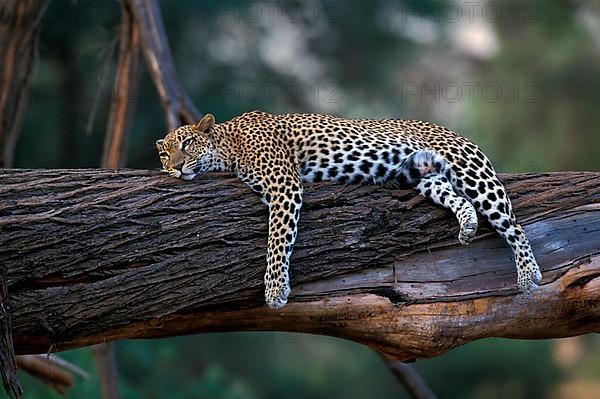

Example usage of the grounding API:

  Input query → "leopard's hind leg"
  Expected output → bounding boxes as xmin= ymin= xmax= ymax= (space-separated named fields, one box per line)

xmin=402 ymin=148 xmax=541 ymax=292
xmin=401 ymin=149 xmax=479 ymax=245
xmin=450 ymin=149 xmax=542 ymax=291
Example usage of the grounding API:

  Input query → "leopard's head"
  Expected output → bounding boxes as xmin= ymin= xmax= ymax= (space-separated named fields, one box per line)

xmin=156 ymin=114 xmax=216 ymax=181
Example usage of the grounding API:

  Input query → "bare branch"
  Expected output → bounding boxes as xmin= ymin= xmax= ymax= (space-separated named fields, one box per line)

xmin=102 ymin=1 xmax=142 ymax=169
xmin=15 ymin=354 xmax=89 ymax=395
xmin=126 ymin=0 xmax=199 ymax=130
xmin=0 ymin=0 xmax=49 ymax=168
xmin=43 ymin=355 xmax=90 ymax=380
xmin=91 ymin=343 xmax=121 ymax=399
xmin=381 ymin=354 xmax=437 ymax=399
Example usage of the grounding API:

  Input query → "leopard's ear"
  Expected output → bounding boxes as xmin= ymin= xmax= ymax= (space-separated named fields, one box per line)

xmin=155 ymin=139 xmax=164 ymax=151
xmin=195 ymin=114 xmax=215 ymax=135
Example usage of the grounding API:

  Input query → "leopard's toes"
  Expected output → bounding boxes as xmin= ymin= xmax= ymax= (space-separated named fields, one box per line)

xmin=265 ymin=285 xmax=291 ymax=309
xmin=519 ymin=279 xmax=539 ymax=294
xmin=459 ymin=221 xmax=478 ymax=245
xmin=517 ymin=267 xmax=542 ymax=293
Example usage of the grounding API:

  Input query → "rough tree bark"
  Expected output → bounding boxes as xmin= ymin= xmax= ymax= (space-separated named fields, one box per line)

xmin=0 ymin=273 xmax=20 ymax=398
xmin=1 ymin=170 xmax=599 ymax=360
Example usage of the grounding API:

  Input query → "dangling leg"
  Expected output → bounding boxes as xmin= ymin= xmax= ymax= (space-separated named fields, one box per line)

xmin=238 ymin=141 xmax=304 ymax=309
xmin=247 ymin=165 xmax=304 ymax=309
xmin=401 ymin=149 xmax=479 ymax=245
xmin=458 ymin=173 xmax=542 ymax=291
xmin=447 ymin=143 xmax=542 ymax=292
xmin=416 ymin=174 xmax=479 ymax=245
xmin=403 ymin=147 xmax=541 ymax=291
xmin=263 ymin=187 xmax=303 ymax=308
xmin=501 ymin=221 xmax=541 ymax=292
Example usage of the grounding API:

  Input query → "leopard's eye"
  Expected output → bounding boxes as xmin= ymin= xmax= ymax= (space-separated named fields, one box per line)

xmin=182 ymin=138 xmax=194 ymax=150
xmin=159 ymin=152 xmax=169 ymax=159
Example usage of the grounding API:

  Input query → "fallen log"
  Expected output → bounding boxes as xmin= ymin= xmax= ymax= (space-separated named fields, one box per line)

xmin=1 ymin=169 xmax=599 ymax=361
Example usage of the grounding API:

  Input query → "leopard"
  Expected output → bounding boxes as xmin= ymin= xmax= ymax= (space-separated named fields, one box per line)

xmin=156 ymin=110 xmax=542 ymax=309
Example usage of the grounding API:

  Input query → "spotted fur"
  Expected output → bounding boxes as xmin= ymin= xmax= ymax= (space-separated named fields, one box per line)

xmin=157 ymin=111 xmax=542 ymax=308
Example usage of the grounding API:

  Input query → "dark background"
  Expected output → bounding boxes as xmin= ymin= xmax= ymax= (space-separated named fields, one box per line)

xmin=6 ymin=0 xmax=600 ymax=398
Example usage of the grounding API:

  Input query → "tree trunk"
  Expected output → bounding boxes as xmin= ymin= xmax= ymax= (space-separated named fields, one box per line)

xmin=1 ymin=169 xmax=599 ymax=360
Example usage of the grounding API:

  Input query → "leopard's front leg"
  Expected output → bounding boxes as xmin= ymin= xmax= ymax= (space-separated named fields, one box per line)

xmin=263 ymin=178 xmax=303 ymax=308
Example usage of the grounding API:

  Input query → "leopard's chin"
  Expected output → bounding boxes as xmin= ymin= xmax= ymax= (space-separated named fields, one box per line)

xmin=180 ymin=172 xmax=197 ymax=181
xmin=163 ymin=169 xmax=181 ymax=178
xmin=163 ymin=168 xmax=196 ymax=180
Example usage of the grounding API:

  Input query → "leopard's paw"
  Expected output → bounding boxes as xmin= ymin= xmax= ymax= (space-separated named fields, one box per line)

xmin=265 ymin=284 xmax=291 ymax=309
xmin=458 ymin=221 xmax=478 ymax=245
xmin=517 ymin=264 xmax=542 ymax=293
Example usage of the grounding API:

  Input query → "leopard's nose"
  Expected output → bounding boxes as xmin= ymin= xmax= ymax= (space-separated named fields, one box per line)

xmin=172 ymin=161 xmax=184 ymax=171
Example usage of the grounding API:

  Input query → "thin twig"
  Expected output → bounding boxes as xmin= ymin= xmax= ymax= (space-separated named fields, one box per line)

xmin=45 ymin=354 xmax=90 ymax=380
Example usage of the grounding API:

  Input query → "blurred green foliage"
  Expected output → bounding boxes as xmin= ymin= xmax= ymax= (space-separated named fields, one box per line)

xmin=5 ymin=335 xmax=571 ymax=399
xmin=5 ymin=0 xmax=600 ymax=397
